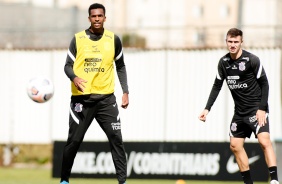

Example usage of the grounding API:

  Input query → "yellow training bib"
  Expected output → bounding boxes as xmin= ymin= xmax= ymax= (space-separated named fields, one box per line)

xmin=71 ymin=30 xmax=115 ymax=95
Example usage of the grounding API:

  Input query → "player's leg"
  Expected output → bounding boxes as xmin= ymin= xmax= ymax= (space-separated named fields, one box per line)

xmin=230 ymin=137 xmax=250 ymax=171
xmin=229 ymin=115 xmax=253 ymax=184
xmin=230 ymin=137 xmax=253 ymax=184
xmin=60 ymin=99 xmax=96 ymax=183
xmin=255 ymin=117 xmax=279 ymax=183
xmin=96 ymin=94 xmax=127 ymax=184
xmin=257 ymin=132 xmax=276 ymax=167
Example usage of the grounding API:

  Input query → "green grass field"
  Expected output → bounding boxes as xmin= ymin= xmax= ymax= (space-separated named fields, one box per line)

xmin=0 ymin=167 xmax=268 ymax=184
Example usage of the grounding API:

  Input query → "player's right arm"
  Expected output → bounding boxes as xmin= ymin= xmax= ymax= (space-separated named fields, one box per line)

xmin=199 ymin=60 xmax=225 ymax=122
xmin=64 ymin=36 xmax=77 ymax=81
xmin=204 ymin=76 xmax=224 ymax=111
xmin=64 ymin=36 xmax=87 ymax=92
xmin=198 ymin=109 xmax=209 ymax=122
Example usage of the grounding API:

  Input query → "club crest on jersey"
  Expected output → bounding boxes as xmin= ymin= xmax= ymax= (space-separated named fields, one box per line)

xmin=74 ymin=103 xmax=83 ymax=112
xmin=231 ymin=122 xmax=237 ymax=132
xmin=239 ymin=62 xmax=246 ymax=71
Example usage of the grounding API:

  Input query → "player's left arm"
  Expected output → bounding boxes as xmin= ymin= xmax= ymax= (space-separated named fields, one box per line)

xmin=256 ymin=75 xmax=269 ymax=126
xmin=114 ymin=35 xmax=129 ymax=109
xmin=251 ymin=55 xmax=269 ymax=126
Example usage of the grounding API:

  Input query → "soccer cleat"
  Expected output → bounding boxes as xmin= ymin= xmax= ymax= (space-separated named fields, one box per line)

xmin=60 ymin=181 xmax=69 ymax=184
xmin=270 ymin=180 xmax=279 ymax=184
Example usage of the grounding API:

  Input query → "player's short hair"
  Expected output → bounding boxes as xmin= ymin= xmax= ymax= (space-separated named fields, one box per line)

xmin=88 ymin=3 xmax=106 ymax=16
xmin=226 ymin=28 xmax=243 ymax=38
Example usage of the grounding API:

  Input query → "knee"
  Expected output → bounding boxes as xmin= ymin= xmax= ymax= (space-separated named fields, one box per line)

xmin=259 ymin=139 xmax=272 ymax=150
xmin=230 ymin=144 xmax=236 ymax=152
xmin=230 ymin=143 xmax=242 ymax=153
xmin=109 ymin=132 xmax=123 ymax=145
xmin=72 ymin=140 xmax=82 ymax=146
xmin=66 ymin=139 xmax=82 ymax=150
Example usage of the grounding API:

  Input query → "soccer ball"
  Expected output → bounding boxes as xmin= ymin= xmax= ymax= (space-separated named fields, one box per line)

xmin=26 ymin=77 xmax=54 ymax=103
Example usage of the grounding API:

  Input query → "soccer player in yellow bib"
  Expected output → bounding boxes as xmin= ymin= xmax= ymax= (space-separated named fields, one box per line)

xmin=60 ymin=3 xmax=129 ymax=184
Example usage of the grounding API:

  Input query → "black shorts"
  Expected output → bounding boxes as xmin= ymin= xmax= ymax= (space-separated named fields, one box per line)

xmin=68 ymin=94 xmax=121 ymax=142
xmin=229 ymin=113 xmax=270 ymax=138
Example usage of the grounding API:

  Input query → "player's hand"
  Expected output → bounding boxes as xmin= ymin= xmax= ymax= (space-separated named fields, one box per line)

xmin=73 ymin=77 xmax=87 ymax=92
xmin=121 ymin=93 xmax=129 ymax=109
xmin=198 ymin=109 xmax=209 ymax=122
xmin=256 ymin=109 xmax=267 ymax=127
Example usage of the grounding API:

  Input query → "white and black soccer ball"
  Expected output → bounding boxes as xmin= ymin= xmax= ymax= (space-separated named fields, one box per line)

xmin=26 ymin=77 xmax=54 ymax=103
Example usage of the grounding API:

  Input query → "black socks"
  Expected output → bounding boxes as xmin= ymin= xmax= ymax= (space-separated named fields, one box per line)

xmin=241 ymin=170 xmax=253 ymax=184
xmin=240 ymin=167 xmax=278 ymax=184
xmin=269 ymin=166 xmax=278 ymax=181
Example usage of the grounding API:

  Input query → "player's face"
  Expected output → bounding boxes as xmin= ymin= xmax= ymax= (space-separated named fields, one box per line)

xmin=88 ymin=8 xmax=106 ymax=32
xmin=226 ymin=35 xmax=242 ymax=55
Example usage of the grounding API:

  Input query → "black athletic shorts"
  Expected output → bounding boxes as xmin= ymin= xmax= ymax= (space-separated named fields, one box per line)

xmin=229 ymin=113 xmax=270 ymax=138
